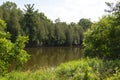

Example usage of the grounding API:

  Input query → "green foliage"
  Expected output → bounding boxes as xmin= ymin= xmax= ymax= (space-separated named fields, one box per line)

xmin=83 ymin=1 xmax=120 ymax=59
xmin=78 ymin=18 xmax=92 ymax=31
xmin=0 ymin=1 xmax=23 ymax=42
xmin=105 ymin=1 xmax=120 ymax=25
xmin=55 ymin=58 xmax=101 ymax=80
xmin=0 ymin=19 xmax=30 ymax=75
xmin=83 ymin=15 xmax=120 ymax=59
xmin=22 ymin=4 xmax=84 ymax=47
xmin=22 ymin=4 xmax=40 ymax=46
xmin=2 ymin=70 xmax=55 ymax=80
xmin=0 ymin=58 xmax=120 ymax=80
xmin=54 ymin=22 xmax=66 ymax=46
xmin=13 ymin=36 xmax=30 ymax=70
xmin=0 ymin=1 xmax=85 ymax=47
xmin=0 ymin=1 xmax=86 ymax=47
xmin=55 ymin=58 xmax=120 ymax=80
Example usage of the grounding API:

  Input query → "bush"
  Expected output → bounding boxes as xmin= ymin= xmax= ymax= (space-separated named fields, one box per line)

xmin=0 ymin=19 xmax=30 ymax=75
xmin=55 ymin=58 xmax=120 ymax=80
xmin=83 ymin=16 xmax=120 ymax=59
xmin=55 ymin=58 xmax=101 ymax=80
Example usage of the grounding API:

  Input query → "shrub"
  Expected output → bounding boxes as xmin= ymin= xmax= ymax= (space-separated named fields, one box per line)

xmin=0 ymin=19 xmax=30 ymax=75
xmin=55 ymin=58 xmax=120 ymax=80
xmin=83 ymin=16 xmax=120 ymax=59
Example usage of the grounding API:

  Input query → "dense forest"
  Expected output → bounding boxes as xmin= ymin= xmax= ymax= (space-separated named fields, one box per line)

xmin=0 ymin=1 xmax=92 ymax=47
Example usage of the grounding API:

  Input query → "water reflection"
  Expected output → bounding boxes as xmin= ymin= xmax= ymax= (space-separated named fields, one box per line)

xmin=23 ymin=47 xmax=83 ymax=70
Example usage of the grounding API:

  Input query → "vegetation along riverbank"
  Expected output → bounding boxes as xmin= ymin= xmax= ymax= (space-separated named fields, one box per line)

xmin=0 ymin=58 xmax=120 ymax=80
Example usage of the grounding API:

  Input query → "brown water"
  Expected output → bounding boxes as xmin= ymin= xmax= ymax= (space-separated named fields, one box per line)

xmin=23 ymin=47 xmax=83 ymax=71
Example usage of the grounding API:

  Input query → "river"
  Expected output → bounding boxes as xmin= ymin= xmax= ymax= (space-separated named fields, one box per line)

xmin=23 ymin=47 xmax=83 ymax=71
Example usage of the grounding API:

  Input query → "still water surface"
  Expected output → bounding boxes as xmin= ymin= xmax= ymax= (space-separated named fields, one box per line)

xmin=23 ymin=47 xmax=83 ymax=70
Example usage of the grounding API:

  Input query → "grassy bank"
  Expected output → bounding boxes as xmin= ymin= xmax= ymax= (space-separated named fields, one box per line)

xmin=1 ymin=58 xmax=120 ymax=80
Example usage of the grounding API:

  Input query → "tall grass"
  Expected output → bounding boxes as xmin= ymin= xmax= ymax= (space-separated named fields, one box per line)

xmin=55 ymin=58 xmax=120 ymax=80
xmin=0 ymin=58 xmax=120 ymax=80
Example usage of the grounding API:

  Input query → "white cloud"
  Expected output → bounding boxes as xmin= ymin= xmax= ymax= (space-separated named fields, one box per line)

xmin=0 ymin=0 xmax=116 ymax=23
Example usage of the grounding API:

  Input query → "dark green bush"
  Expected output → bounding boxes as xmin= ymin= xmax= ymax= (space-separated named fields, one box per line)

xmin=83 ymin=16 xmax=120 ymax=59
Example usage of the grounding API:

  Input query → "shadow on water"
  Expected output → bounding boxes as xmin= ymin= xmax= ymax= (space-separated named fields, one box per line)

xmin=23 ymin=47 xmax=83 ymax=71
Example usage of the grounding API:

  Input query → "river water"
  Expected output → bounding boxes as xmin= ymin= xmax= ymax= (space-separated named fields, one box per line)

xmin=23 ymin=47 xmax=83 ymax=70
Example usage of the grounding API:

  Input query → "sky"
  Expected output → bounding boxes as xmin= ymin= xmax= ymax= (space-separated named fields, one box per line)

xmin=0 ymin=0 xmax=117 ymax=23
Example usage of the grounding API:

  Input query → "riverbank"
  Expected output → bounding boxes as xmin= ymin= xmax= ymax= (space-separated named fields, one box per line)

xmin=1 ymin=58 xmax=120 ymax=80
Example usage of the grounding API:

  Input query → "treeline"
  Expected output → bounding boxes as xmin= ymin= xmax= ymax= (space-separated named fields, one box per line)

xmin=0 ymin=1 xmax=92 ymax=47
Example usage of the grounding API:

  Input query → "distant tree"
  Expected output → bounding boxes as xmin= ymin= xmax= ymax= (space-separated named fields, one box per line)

xmin=54 ymin=22 xmax=66 ymax=46
xmin=0 ymin=2 xmax=85 ymax=47
xmin=0 ymin=7 xmax=3 ymax=18
xmin=65 ymin=26 xmax=73 ymax=46
xmin=70 ymin=23 xmax=83 ymax=45
xmin=46 ymin=24 xmax=54 ymax=45
xmin=0 ymin=1 xmax=23 ymax=42
xmin=78 ymin=18 xmax=92 ymax=31
xmin=38 ymin=13 xmax=53 ymax=46
xmin=55 ymin=18 xmax=61 ymax=23
xmin=22 ymin=5 xmax=54 ymax=46
xmin=22 ymin=4 xmax=41 ymax=46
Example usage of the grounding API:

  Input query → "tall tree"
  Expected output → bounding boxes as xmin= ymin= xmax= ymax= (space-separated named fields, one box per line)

xmin=22 ymin=4 xmax=40 ymax=46
xmin=54 ymin=22 xmax=66 ymax=46
xmin=39 ymin=13 xmax=54 ymax=46
xmin=0 ymin=1 xmax=23 ymax=42
xmin=65 ymin=26 xmax=73 ymax=46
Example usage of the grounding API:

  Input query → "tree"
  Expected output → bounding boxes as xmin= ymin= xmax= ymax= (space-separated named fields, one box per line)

xmin=0 ymin=2 xmax=85 ymax=47
xmin=83 ymin=1 xmax=120 ymax=59
xmin=65 ymin=26 xmax=73 ymax=46
xmin=54 ymin=22 xmax=66 ymax=46
xmin=22 ymin=4 xmax=40 ymax=46
xmin=105 ymin=1 xmax=120 ymax=26
xmin=39 ymin=13 xmax=54 ymax=46
xmin=55 ymin=18 xmax=61 ymax=23
xmin=0 ymin=19 xmax=29 ymax=75
xmin=83 ymin=15 xmax=120 ymax=59
xmin=0 ymin=1 xmax=23 ymax=42
xmin=78 ymin=18 xmax=92 ymax=31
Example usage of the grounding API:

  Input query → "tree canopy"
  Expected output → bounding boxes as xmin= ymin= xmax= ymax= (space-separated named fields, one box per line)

xmin=83 ymin=1 xmax=120 ymax=59
xmin=0 ymin=1 xmax=87 ymax=47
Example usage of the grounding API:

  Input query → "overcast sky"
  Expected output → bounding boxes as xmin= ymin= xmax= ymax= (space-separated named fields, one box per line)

xmin=0 ymin=0 xmax=117 ymax=23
